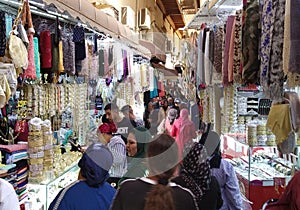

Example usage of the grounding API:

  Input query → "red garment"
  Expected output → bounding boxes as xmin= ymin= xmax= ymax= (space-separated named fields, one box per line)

xmin=24 ymin=34 xmax=36 ymax=79
xmin=0 ymin=144 xmax=27 ymax=153
xmin=265 ymin=171 xmax=300 ymax=210
xmin=39 ymin=30 xmax=52 ymax=69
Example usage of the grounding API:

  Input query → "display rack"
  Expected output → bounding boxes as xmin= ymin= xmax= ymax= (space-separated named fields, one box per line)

xmin=222 ymin=134 xmax=296 ymax=210
xmin=26 ymin=163 xmax=80 ymax=210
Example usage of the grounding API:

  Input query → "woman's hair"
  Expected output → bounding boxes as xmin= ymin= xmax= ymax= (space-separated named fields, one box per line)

xmin=144 ymin=134 xmax=178 ymax=210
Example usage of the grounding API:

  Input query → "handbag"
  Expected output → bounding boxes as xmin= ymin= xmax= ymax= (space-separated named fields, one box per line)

xmin=8 ymin=32 xmax=28 ymax=69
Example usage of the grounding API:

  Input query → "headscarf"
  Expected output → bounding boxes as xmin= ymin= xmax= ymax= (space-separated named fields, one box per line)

xmin=181 ymin=142 xmax=211 ymax=200
xmin=131 ymin=126 xmax=152 ymax=158
xmin=177 ymin=109 xmax=197 ymax=161
xmin=98 ymin=122 xmax=117 ymax=134
xmin=167 ymin=108 xmax=177 ymax=124
xmin=78 ymin=142 xmax=113 ymax=187
xmin=206 ymin=131 xmax=222 ymax=169
xmin=120 ymin=127 xmax=152 ymax=182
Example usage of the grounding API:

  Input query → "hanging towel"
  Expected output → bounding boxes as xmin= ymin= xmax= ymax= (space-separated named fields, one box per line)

xmin=33 ymin=37 xmax=41 ymax=80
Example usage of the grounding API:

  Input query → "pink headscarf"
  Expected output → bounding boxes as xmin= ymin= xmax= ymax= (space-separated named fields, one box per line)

xmin=171 ymin=109 xmax=196 ymax=162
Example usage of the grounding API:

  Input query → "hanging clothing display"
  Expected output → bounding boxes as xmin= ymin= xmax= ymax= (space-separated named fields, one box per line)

xmin=24 ymin=34 xmax=37 ymax=79
xmin=33 ymin=37 xmax=41 ymax=80
xmin=213 ymin=27 xmax=223 ymax=74
xmin=62 ymin=35 xmax=75 ymax=75
xmin=39 ymin=30 xmax=52 ymax=69
xmin=0 ymin=12 xmax=6 ymax=57
xmin=233 ymin=10 xmax=243 ymax=83
xmin=260 ymin=0 xmax=275 ymax=97
xmin=73 ymin=25 xmax=86 ymax=61
xmin=223 ymin=16 xmax=235 ymax=86
xmin=242 ymin=1 xmax=261 ymax=84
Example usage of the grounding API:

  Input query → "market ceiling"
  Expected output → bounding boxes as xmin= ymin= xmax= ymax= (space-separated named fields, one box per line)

xmin=156 ymin=0 xmax=199 ymax=31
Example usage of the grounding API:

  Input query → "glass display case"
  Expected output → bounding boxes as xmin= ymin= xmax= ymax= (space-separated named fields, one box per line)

xmin=222 ymin=134 xmax=297 ymax=210
xmin=26 ymin=163 xmax=80 ymax=210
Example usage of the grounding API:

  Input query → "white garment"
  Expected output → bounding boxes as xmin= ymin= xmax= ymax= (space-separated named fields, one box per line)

xmin=0 ymin=178 xmax=19 ymax=210
xmin=107 ymin=136 xmax=127 ymax=177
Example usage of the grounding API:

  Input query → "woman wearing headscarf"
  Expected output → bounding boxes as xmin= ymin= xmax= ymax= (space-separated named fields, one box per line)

xmin=111 ymin=134 xmax=198 ymax=210
xmin=98 ymin=122 xmax=127 ymax=188
xmin=157 ymin=108 xmax=177 ymax=135
xmin=172 ymin=142 xmax=223 ymax=210
xmin=119 ymin=127 xmax=152 ymax=184
xmin=171 ymin=108 xmax=197 ymax=162
xmin=209 ymin=132 xmax=243 ymax=210
xmin=49 ymin=142 xmax=116 ymax=210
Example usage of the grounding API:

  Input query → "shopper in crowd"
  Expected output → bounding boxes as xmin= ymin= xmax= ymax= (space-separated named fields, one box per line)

xmin=49 ymin=142 xmax=116 ymax=210
xmin=143 ymin=101 xmax=159 ymax=135
xmin=121 ymin=105 xmax=137 ymax=127
xmin=0 ymin=178 xmax=20 ymax=210
xmin=119 ymin=127 xmax=152 ymax=184
xmin=264 ymin=171 xmax=300 ymax=210
xmin=111 ymin=134 xmax=199 ymax=210
xmin=209 ymin=133 xmax=243 ymax=210
xmin=98 ymin=122 xmax=127 ymax=189
xmin=104 ymin=103 xmax=134 ymax=144
xmin=157 ymin=98 xmax=169 ymax=126
xmin=172 ymin=142 xmax=223 ymax=210
xmin=174 ymin=98 xmax=181 ymax=118
xmin=101 ymin=114 xmax=110 ymax=124
xmin=157 ymin=108 xmax=177 ymax=135
xmin=171 ymin=108 xmax=197 ymax=162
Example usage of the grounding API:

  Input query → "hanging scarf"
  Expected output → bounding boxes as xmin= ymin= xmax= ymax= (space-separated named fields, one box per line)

xmin=181 ymin=142 xmax=211 ymax=200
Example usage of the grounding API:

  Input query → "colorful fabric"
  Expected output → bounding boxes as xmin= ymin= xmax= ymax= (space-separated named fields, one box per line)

xmin=62 ymin=35 xmax=75 ymax=75
xmin=267 ymin=0 xmax=285 ymax=101
xmin=0 ymin=12 xmax=6 ymax=57
xmin=58 ymin=41 xmax=64 ymax=73
xmin=5 ymin=14 xmax=12 ymax=39
xmin=39 ymin=30 xmax=52 ymax=69
xmin=242 ymin=1 xmax=261 ymax=84
xmin=24 ymin=34 xmax=36 ymax=79
xmin=260 ymin=0 xmax=274 ymax=93
xmin=181 ymin=143 xmax=211 ymax=200
xmin=223 ymin=16 xmax=235 ymax=86
xmin=33 ymin=37 xmax=41 ymax=79
xmin=233 ymin=10 xmax=243 ymax=83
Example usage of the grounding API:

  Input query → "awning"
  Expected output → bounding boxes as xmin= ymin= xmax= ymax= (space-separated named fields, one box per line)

xmin=41 ymin=0 xmax=150 ymax=56
xmin=139 ymin=39 xmax=166 ymax=63
xmin=151 ymin=63 xmax=178 ymax=80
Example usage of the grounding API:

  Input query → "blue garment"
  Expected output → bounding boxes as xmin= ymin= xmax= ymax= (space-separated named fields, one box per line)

xmin=48 ymin=181 xmax=116 ymax=210
xmin=210 ymin=159 xmax=242 ymax=210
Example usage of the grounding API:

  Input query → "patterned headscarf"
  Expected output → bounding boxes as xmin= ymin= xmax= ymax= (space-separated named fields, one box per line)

xmin=98 ymin=122 xmax=117 ymax=134
xmin=180 ymin=142 xmax=211 ymax=199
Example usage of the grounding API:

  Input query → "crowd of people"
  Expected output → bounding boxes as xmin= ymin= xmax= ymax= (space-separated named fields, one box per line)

xmin=47 ymin=97 xmax=247 ymax=210
xmin=3 ymin=96 xmax=300 ymax=210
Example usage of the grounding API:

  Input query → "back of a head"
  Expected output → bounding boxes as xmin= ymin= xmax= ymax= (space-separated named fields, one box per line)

xmin=144 ymin=134 xmax=178 ymax=210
